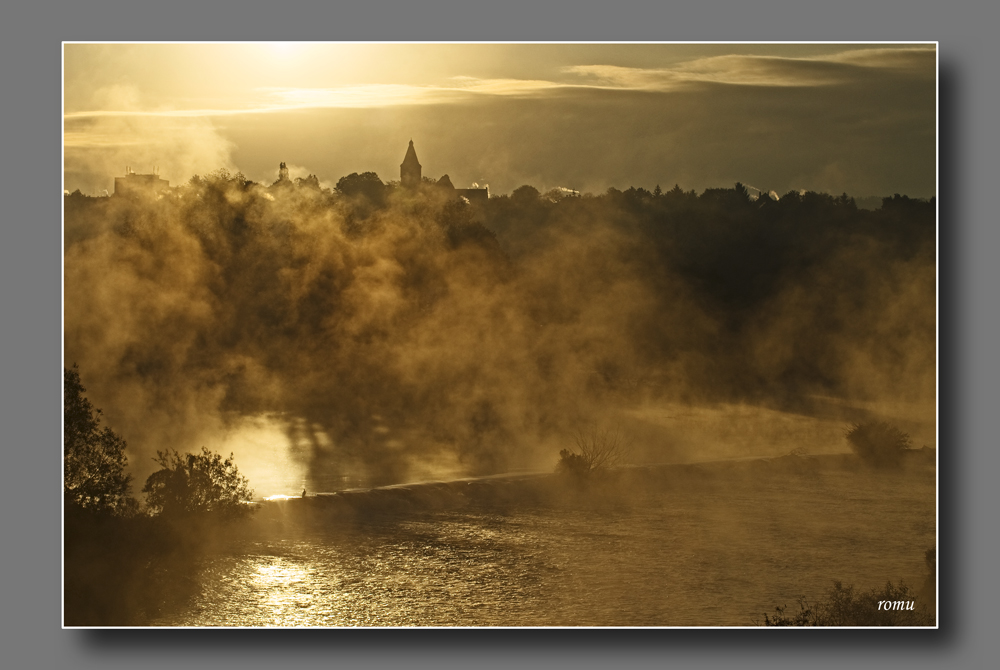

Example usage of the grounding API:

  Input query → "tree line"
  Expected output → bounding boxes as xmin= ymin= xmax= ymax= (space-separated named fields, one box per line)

xmin=64 ymin=168 xmax=935 ymax=484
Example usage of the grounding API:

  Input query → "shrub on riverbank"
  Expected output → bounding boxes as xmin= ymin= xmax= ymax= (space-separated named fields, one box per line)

xmin=760 ymin=578 xmax=933 ymax=626
xmin=556 ymin=425 xmax=633 ymax=479
xmin=142 ymin=447 xmax=255 ymax=519
xmin=845 ymin=420 xmax=912 ymax=467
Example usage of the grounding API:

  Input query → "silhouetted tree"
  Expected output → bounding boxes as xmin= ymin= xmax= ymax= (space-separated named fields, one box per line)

xmin=64 ymin=366 xmax=136 ymax=516
xmin=335 ymin=171 xmax=386 ymax=205
xmin=557 ymin=425 xmax=633 ymax=478
xmin=663 ymin=183 xmax=696 ymax=203
xmin=845 ymin=421 xmax=912 ymax=467
xmin=733 ymin=181 xmax=751 ymax=204
xmin=142 ymin=447 xmax=255 ymax=519
xmin=511 ymin=184 xmax=540 ymax=203
xmin=295 ymin=174 xmax=321 ymax=191
xmin=556 ymin=449 xmax=590 ymax=478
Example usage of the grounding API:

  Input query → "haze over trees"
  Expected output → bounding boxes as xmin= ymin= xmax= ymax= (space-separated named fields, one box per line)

xmin=64 ymin=170 xmax=935 ymax=486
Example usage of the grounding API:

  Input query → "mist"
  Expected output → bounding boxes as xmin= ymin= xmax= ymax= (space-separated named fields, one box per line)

xmin=64 ymin=173 xmax=935 ymax=493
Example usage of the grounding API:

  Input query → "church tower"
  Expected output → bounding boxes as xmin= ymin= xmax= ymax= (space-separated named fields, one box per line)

xmin=400 ymin=139 xmax=422 ymax=188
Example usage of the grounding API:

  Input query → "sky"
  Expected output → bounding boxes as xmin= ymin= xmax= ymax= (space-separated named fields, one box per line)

xmin=63 ymin=43 xmax=937 ymax=198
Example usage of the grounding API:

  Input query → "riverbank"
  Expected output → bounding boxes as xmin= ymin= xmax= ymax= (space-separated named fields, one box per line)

xmin=251 ymin=448 xmax=936 ymax=526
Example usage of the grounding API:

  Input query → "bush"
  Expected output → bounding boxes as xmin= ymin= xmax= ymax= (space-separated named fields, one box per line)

xmin=761 ymin=579 xmax=933 ymax=626
xmin=845 ymin=420 xmax=911 ymax=467
xmin=557 ymin=425 xmax=633 ymax=477
xmin=142 ymin=447 xmax=255 ymax=519
xmin=556 ymin=449 xmax=590 ymax=478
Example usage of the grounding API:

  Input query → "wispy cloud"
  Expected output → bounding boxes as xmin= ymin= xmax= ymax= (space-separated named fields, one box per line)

xmin=818 ymin=46 xmax=936 ymax=70
xmin=64 ymin=79 xmax=574 ymax=121
xmin=63 ymin=47 xmax=933 ymax=123
xmin=565 ymin=47 xmax=934 ymax=90
xmin=447 ymin=76 xmax=570 ymax=96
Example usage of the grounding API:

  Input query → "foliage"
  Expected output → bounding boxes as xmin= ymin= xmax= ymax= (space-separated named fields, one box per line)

xmin=142 ymin=447 xmax=255 ymax=519
xmin=511 ymin=184 xmax=540 ymax=202
xmin=917 ymin=547 xmax=937 ymax=614
xmin=295 ymin=174 xmax=322 ymax=191
xmin=761 ymin=580 xmax=932 ymax=626
xmin=556 ymin=449 xmax=590 ymax=478
xmin=557 ymin=425 xmax=633 ymax=477
xmin=190 ymin=168 xmax=253 ymax=192
xmin=64 ymin=366 xmax=136 ymax=516
xmin=335 ymin=171 xmax=386 ymax=204
xmin=845 ymin=420 xmax=912 ymax=467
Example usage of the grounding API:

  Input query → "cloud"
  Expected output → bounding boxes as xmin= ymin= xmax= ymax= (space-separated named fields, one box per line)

xmin=65 ymin=79 xmax=573 ymax=121
xmin=819 ymin=46 xmax=936 ymax=72
xmin=567 ymin=57 xmax=842 ymax=90
xmin=447 ymin=76 xmax=568 ymax=96
xmin=564 ymin=47 xmax=934 ymax=91
xmin=62 ymin=47 xmax=933 ymax=125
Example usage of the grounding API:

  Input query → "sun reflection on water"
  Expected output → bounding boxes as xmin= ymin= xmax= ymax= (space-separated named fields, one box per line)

xmin=251 ymin=557 xmax=323 ymax=626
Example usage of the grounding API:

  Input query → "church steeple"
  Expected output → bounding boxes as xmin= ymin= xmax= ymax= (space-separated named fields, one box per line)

xmin=400 ymin=139 xmax=422 ymax=188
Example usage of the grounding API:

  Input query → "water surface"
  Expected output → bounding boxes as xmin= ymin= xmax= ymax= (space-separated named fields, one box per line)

xmin=148 ymin=455 xmax=936 ymax=626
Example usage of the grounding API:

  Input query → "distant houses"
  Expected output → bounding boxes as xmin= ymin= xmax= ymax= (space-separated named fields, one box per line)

xmin=114 ymin=167 xmax=170 ymax=199
xmin=99 ymin=141 xmax=488 ymax=201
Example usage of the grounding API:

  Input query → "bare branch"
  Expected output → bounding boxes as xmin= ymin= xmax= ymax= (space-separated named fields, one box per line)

xmin=566 ymin=423 xmax=634 ymax=474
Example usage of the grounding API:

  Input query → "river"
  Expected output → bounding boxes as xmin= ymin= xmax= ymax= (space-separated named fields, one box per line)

xmin=139 ymin=452 xmax=936 ymax=627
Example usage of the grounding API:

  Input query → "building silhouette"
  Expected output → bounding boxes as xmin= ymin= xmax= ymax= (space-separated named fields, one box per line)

xmin=114 ymin=167 xmax=169 ymax=199
xmin=400 ymin=140 xmax=422 ymax=188
xmin=400 ymin=140 xmax=489 ymax=202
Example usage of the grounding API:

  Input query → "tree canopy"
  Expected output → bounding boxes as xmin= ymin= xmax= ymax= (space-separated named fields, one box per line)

xmin=64 ymin=365 xmax=136 ymax=516
xmin=845 ymin=421 xmax=912 ymax=467
xmin=335 ymin=171 xmax=386 ymax=204
xmin=142 ymin=447 xmax=255 ymax=519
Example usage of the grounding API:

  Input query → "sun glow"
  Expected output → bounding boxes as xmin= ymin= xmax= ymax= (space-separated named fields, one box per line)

xmin=212 ymin=414 xmax=308 ymax=499
xmin=266 ymin=42 xmax=306 ymax=59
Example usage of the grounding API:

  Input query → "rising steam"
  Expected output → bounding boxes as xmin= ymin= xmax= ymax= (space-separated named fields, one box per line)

xmin=64 ymin=176 xmax=935 ymax=493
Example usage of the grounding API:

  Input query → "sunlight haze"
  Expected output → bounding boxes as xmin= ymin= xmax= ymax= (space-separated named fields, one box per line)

xmin=64 ymin=43 xmax=936 ymax=198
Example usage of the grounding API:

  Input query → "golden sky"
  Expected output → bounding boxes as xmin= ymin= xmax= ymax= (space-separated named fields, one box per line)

xmin=64 ymin=43 xmax=936 ymax=197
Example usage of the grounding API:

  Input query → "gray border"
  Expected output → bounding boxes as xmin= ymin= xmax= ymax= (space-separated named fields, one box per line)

xmin=5 ymin=0 xmax=995 ymax=667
